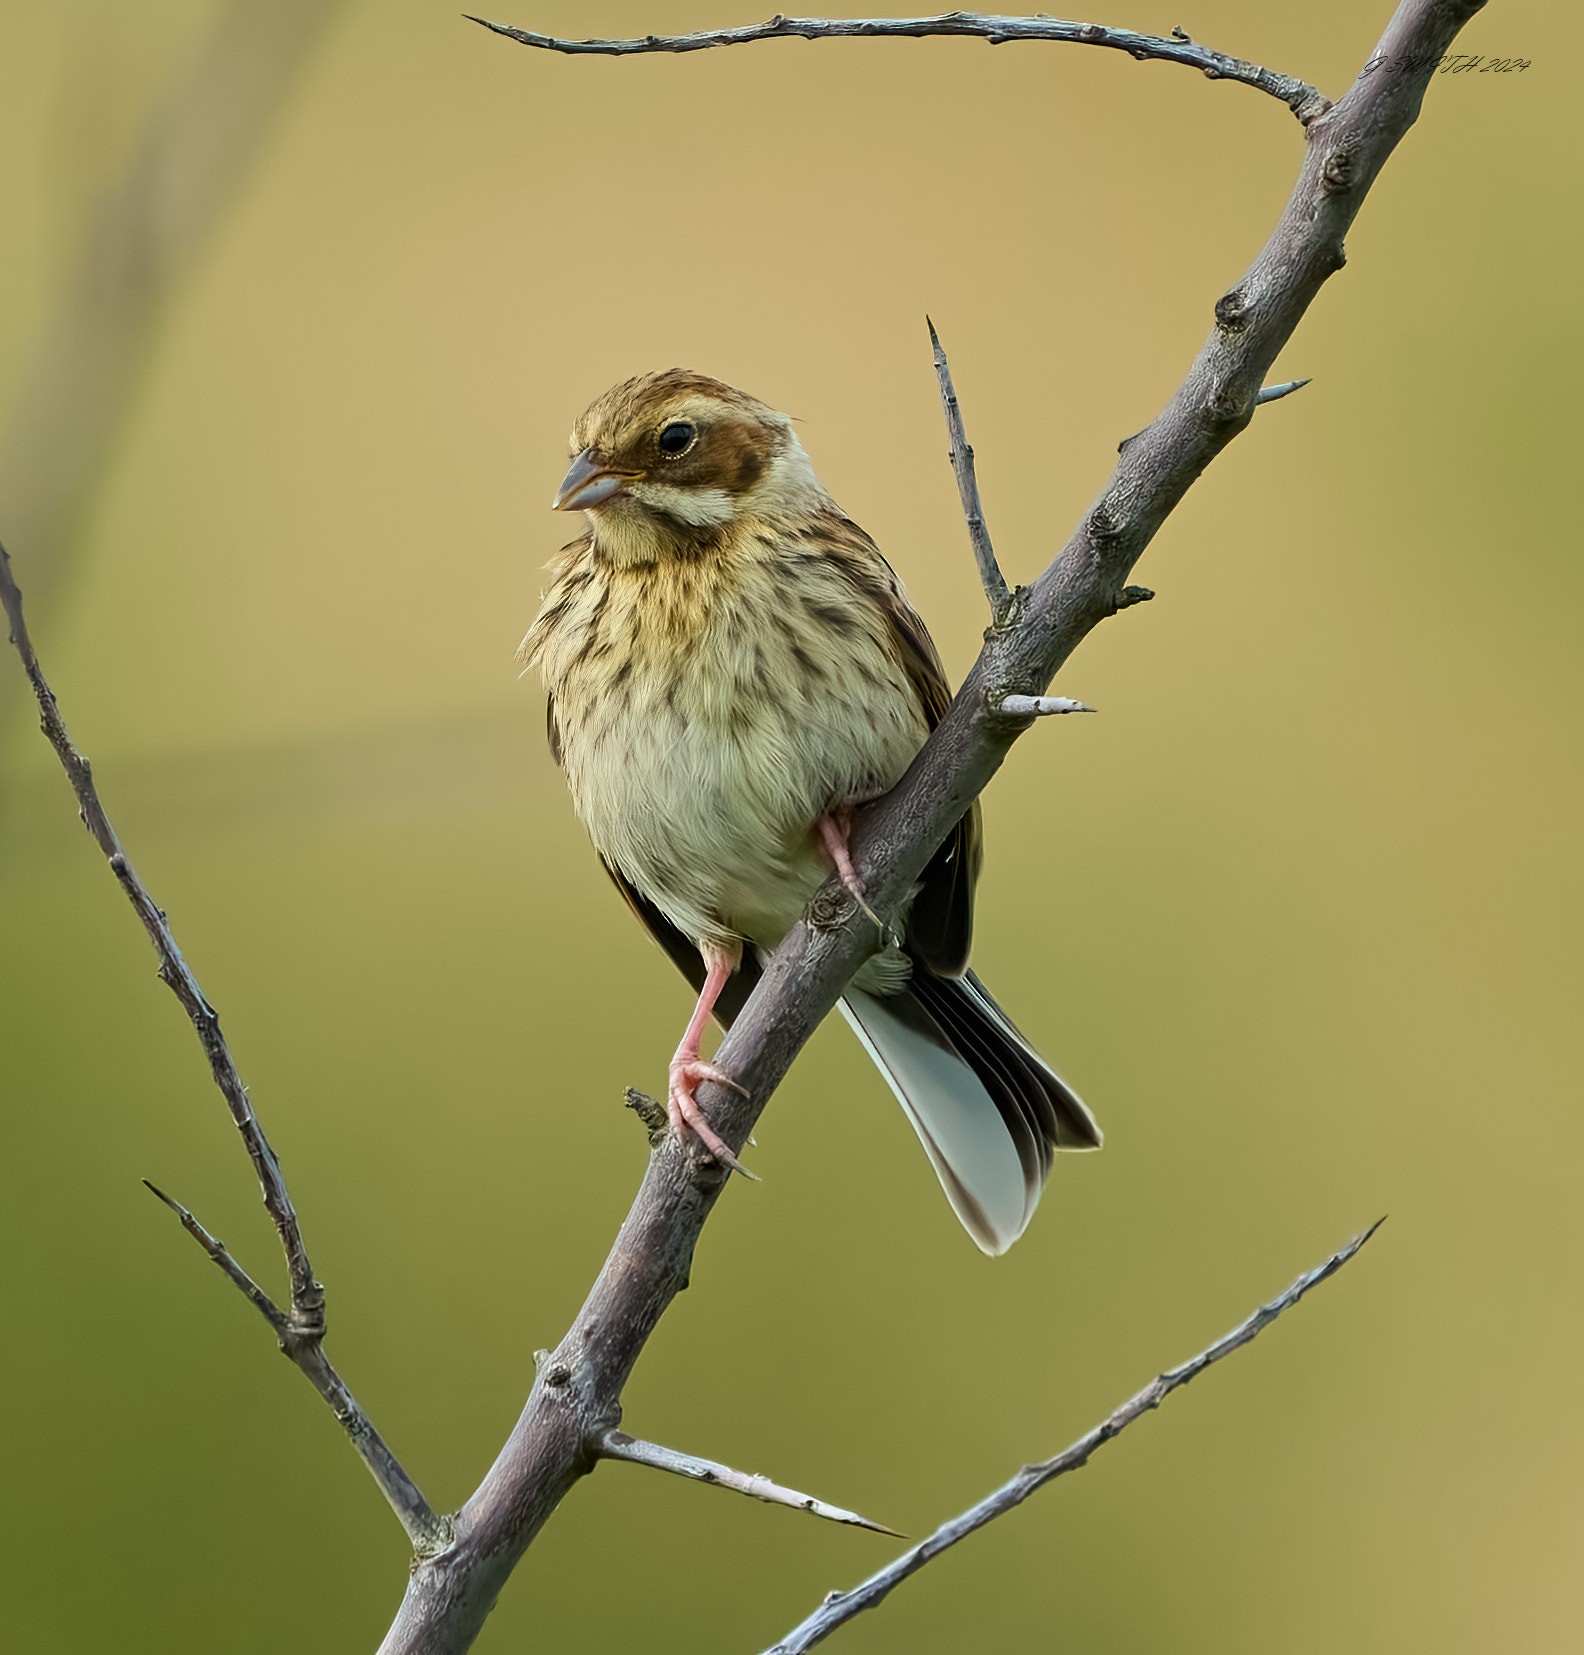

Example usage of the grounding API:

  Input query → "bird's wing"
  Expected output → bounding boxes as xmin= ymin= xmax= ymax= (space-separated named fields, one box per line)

xmin=831 ymin=515 xmax=981 ymax=977
xmin=545 ymin=688 xmax=563 ymax=768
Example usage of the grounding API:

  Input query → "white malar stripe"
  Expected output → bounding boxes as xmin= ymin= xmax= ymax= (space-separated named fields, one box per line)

xmin=839 ymin=990 xmax=1030 ymax=1256
xmin=628 ymin=481 xmax=736 ymax=527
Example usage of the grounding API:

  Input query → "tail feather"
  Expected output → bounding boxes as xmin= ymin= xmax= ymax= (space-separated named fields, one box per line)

xmin=841 ymin=970 xmax=1099 ymax=1256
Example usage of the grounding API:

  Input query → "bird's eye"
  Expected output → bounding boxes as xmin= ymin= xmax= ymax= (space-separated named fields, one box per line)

xmin=657 ymin=421 xmax=696 ymax=457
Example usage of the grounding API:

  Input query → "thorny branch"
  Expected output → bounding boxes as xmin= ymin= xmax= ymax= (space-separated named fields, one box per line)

xmin=0 ymin=540 xmax=446 ymax=1554
xmin=765 ymin=1221 xmax=1384 ymax=1652
xmin=370 ymin=3 xmax=1482 ymax=1649
xmin=4 ymin=1 xmax=1485 ymax=1651
xmin=465 ymin=11 xmax=1333 ymax=124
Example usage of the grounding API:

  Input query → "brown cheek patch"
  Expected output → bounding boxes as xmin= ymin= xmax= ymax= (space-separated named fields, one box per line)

xmin=672 ymin=422 xmax=767 ymax=497
xmin=718 ymin=425 xmax=770 ymax=494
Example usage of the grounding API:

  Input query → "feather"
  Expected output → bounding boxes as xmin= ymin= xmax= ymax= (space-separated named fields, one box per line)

xmin=841 ymin=972 xmax=1099 ymax=1255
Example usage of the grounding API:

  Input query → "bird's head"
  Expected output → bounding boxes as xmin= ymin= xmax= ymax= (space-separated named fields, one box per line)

xmin=552 ymin=370 xmax=825 ymax=565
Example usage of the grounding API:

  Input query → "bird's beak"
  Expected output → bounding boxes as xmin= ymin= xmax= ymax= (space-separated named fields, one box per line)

xmin=552 ymin=449 xmax=638 ymax=512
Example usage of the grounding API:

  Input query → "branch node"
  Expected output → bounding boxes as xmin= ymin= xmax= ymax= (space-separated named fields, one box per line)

xmin=1114 ymin=585 xmax=1156 ymax=612
xmin=1205 ymin=383 xmax=1252 ymax=424
xmin=1087 ymin=503 xmax=1123 ymax=546
xmin=624 ymin=1086 xmax=669 ymax=1139
xmin=1214 ymin=287 xmax=1249 ymax=329
xmin=806 ymin=881 xmax=859 ymax=935
xmin=1256 ymin=377 xmax=1312 ymax=406
xmin=1322 ymin=147 xmax=1357 ymax=193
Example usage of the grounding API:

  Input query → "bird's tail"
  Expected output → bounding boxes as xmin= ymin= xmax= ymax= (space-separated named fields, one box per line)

xmin=839 ymin=970 xmax=1100 ymax=1256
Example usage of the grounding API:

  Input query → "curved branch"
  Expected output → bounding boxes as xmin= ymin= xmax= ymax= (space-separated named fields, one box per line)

xmin=373 ymin=2 xmax=1483 ymax=1649
xmin=466 ymin=11 xmax=1332 ymax=123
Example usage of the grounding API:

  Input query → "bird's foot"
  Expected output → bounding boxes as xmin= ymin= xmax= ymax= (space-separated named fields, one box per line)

xmin=816 ymin=812 xmax=886 ymax=939
xmin=668 ymin=1056 xmax=756 ymax=1179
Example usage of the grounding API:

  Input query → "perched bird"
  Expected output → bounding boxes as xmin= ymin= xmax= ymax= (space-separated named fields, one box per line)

xmin=520 ymin=370 xmax=1100 ymax=1253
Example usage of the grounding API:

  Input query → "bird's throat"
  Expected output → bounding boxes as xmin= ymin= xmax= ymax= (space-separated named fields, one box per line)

xmin=588 ymin=501 xmax=725 ymax=569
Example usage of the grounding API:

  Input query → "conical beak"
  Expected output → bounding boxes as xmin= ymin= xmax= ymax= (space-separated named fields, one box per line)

xmin=552 ymin=449 xmax=639 ymax=512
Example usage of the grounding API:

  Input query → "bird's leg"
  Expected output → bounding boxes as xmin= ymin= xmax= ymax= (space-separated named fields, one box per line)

xmin=669 ymin=941 xmax=754 ymax=1176
xmin=815 ymin=810 xmax=885 ymax=936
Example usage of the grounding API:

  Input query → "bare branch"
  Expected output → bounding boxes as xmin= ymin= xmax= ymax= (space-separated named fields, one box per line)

xmin=0 ymin=539 xmax=314 ymax=1310
xmin=599 ymin=1431 xmax=902 ymax=1537
xmin=0 ymin=539 xmax=446 ymax=1555
xmin=465 ymin=12 xmax=1332 ymax=123
xmin=765 ymin=1221 xmax=1384 ymax=1654
xmin=997 ymin=694 xmax=1093 ymax=718
xmin=927 ymin=318 xmax=1011 ymax=621
xmin=374 ymin=5 xmax=1483 ymax=1648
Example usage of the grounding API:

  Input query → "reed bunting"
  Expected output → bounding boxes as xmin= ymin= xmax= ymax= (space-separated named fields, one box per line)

xmin=520 ymin=370 xmax=1099 ymax=1253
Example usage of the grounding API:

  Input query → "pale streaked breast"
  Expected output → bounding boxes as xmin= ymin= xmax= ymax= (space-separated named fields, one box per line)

xmin=537 ymin=535 xmax=927 ymax=954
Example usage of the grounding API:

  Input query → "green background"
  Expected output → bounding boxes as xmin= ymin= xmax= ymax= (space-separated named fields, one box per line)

xmin=2 ymin=3 xmax=1577 ymax=1650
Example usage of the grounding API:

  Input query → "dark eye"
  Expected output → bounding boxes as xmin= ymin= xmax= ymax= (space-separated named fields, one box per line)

xmin=657 ymin=421 xmax=695 ymax=457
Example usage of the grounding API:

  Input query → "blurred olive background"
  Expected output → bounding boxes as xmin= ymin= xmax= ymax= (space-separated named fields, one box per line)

xmin=2 ymin=3 xmax=1577 ymax=1650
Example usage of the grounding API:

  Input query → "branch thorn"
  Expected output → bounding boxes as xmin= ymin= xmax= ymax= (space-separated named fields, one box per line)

xmin=998 ymin=695 xmax=1096 ymax=718
xmin=601 ymin=1431 xmax=902 ymax=1536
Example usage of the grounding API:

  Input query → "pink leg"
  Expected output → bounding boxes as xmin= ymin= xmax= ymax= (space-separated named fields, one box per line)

xmin=816 ymin=812 xmax=885 ymax=932
xmin=669 ymin=941 xmax=754 ymax=1176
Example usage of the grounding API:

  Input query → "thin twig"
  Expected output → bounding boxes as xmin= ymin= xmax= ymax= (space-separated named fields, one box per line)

xmin=927 ymin=318 xmax=1011 ymax=622
xmin=465 ymin=12 xmax=1332 ymax=123
xmin=764 ymin=1221 xmax=1384 ymax=1653
xmin=0 ymin=539 xmax=446 ymax=1555
xmin=600 ymin=1431 xmax=903 ymax=1537
xmin=143 ymin=1179 xmax=289 ymax=1335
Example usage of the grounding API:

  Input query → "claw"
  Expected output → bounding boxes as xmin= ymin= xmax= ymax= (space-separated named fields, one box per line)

xmin=668 ymin=1058 xmax=758 ymax=1179
xmin=816 ymin=812 xmax=887 ymax=940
